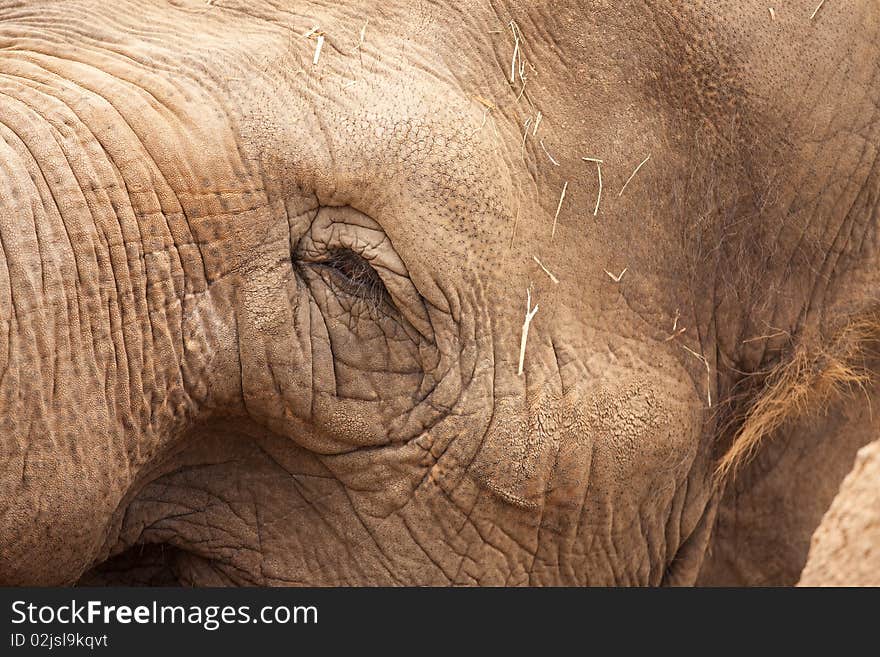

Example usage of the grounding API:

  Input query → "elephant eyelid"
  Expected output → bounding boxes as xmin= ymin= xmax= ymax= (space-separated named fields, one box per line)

xmin=311 ymin=248 xmax=391 ymax=305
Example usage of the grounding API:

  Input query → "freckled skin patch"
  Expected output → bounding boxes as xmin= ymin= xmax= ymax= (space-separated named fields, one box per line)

xmin=0 ymin=0 xmax=877 ymax=586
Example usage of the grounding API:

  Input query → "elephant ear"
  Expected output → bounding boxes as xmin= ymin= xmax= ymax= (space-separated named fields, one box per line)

xmin=799 ymin=438 xmax=880 ymax=586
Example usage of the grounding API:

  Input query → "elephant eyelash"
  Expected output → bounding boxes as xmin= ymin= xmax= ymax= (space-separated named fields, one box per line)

xmin=311 ymin=248 xmax=391 ymax=307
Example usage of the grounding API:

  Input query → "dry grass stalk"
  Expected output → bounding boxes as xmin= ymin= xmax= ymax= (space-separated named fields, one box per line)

xmin=518 ymin=288 xmax=540 ymax=376
xmin=507 ymin=21 xmax=530 ymax=102
xmin=515 ymin=76 xmax=528 ymax=103
xmin=582 ymin=157 xmax=604 ymax=216
xmin=521 ymin=116 xmax=533 ymax=157
xmin=473 ymin=95 xmax=497 ymax=110
xmin=618 ymin=154 xmax=651 ymax=197
xmin=303 ymin=27 xmax=326 ymax=65
xmin=509 ymin=22 xmax=520 ymax=83
xmin=532 ymin=256 xmax=559 ymax=284
xmin=551 ymin=181 xmax=568 ymax=238
xmin=769 ymin=7 xmax=776 ymax=20
xmin=532 ymin=111 xmax=543 ymax=136
xmin=469 ymin=98 xmax=494 ymax=138
xmin=540 ymin=140 xmax=560 ymax=166
xmin=604 ymin=267 xmax=628 ymax=283
xmin=313 ymin=34 xmax=325 ymax=65
xmin=716 ymin=311 xmax=880 ymax=481
xmin=682 ymin=343 xmax=713 ymax=408
xmin=665 ymin=308 xmax=685 ymax=341
xmin=510 ymin=206 xmax=520 ymax=247
xmin=352 ymin=21 xmax=368 ymax=67
xmin=742 ymin=330 xmax=789 ymax=344
xmin=470 ymin=107 xmax=490 ymax=137
xmin=810 ymin=0 xmax=826 ymax=20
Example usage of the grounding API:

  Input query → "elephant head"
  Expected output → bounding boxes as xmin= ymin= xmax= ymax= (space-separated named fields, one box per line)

xmin=1 ymin=0 xmax=878 ymax=585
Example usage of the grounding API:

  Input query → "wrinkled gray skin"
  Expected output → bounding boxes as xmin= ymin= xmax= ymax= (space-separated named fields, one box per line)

xmin=0 ymin=0 xmax=878 ymax=586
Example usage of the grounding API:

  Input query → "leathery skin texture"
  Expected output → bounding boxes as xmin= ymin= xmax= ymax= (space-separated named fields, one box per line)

xmin=0 ymin=1 xmax=878 ymax=586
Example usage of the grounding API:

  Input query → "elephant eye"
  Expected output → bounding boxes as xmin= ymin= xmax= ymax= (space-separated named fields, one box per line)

xmin=313 ymin=248 xmax=390 ymax=305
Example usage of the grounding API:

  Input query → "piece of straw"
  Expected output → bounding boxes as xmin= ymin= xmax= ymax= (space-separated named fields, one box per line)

xmin=618 ymin=154 xmax=651 ymax=197
xmin=582 ymin=157 xmax=604 ymax=216
xmin=313 ymin=34 xmax=325 ymax=65
xmin=540 ymin=140 xmax=560 ymax=166
xmin=353 ymin=21 xmax=367 ymax=67
xmin=507 ymin=21 xmax=529 ymax=102
xmin=532 ymin=111 xmax=543 ymax=136
xmin=604 ymin=267 xmax=627 ymax=282
xmin=665 ymin=327 xmax=687 ymax=342
xmin=551 ymin=181 xmax=568 ymax=238
xmin=742 ymin=330 xmax=789 ymax=344
xmin=510 ymin=206 xmax=520 ymax=247
xmin=470 ymin=107 xmax=490 ymax=137
xmin=665 ymin=307 xmax=687 ymax=339
xmin=509 ymin=22 xmax=520 ymax=83
xmin=521 ymin=116 xmax=532 ymax=158
xmin=533 ymin=256 xmax=559 ymax=284
xmin=810 ymin=0 xmax=826 ymax=20
xmin=518 ymin=288 xmax=539 ymax=376
xmin=473 ymin=95 xmax=497 ymax=110
xmin=681 ymin=344 xmax=713 ymax=407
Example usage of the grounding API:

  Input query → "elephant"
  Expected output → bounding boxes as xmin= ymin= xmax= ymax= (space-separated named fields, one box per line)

xmin=799 ymin=438 xmax=880 ymax=586
xmin=0 ymin=0 xmax=878 ymax=586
